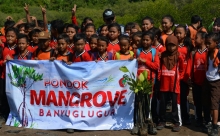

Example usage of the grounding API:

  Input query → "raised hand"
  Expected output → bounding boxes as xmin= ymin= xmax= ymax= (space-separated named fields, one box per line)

xmin=24 ymin=3 xmax=29 ymax=13
xmin=72 ymin=4 xmax=77 ymax=16
xmin=31 ymin=16 xmax=37 ymax=21
xmin=40 ymin=5 xmax=46 ymax=14
xmin=6 ymin=16 xmax=13 ymax=21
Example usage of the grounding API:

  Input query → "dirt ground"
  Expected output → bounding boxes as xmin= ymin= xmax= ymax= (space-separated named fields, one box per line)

xmin=0 ymin=91 xmax=215 ymax=136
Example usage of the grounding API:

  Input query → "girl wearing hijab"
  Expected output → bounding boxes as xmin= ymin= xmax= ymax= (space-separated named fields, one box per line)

xmin=157 ymin=35 xmax=184 ymax=132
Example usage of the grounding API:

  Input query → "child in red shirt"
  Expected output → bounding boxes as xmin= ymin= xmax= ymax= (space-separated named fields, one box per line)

xmin=161 ymin=15 xmax=174 ymax=46
xmin=95 ymin=36 xmax=114 ymax=61
xmin=84 ymin=23 xmax=96 ymax=51
xmin=151 ymin=28 xmax=166 ymax=55
xmin=131 ymin=31 xmax=142 ymax=54
xmin=68 ymin=33 xmax=92 ymax=63
xmin=107 ymin=23 xmax=121 ymax=54
xmin=88 ymin=34 xmax=98 ymax=60
xmin=192 ymin=31 xmax=211 ymax=127
xmin=35 ymin=31 xmax=54 ymax=60
xmin=174 ymin=25 xmax=193 ymax=124
xmin=115 ymin=35 xmax=134 ymax=60
xmin=51 ymin=34 xmax=71 ymax=62
xmin=66 ymin=24 xmax=79 ymax=53
xmin=157 ymin=35 xmax=184 ymax=132
xmin=14 ymin=34 xmax=33 ymax=60
xmin=27 ymin=29 xmax=41 ymax=53
xmin=99 ymin=25 xmax=108 ymax=37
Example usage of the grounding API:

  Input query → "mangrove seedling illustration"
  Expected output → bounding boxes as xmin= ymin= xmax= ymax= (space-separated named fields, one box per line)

xmin=119 ymin=66 xmax=157 ymax=136
xmin=8 ymin=65 xmax=43 ymax=127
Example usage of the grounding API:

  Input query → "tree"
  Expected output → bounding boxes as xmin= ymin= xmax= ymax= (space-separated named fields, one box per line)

xmin=8 ymin=65 xmax=43 ymax=127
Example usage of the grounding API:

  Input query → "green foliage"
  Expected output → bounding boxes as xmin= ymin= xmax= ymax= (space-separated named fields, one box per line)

xmin=119 ymin=66 xmax=152 ymax=94
xmin=0 ymin=0 xmax=219 ymax=29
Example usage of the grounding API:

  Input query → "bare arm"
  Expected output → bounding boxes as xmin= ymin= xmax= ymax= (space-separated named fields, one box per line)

xmin=24 ymin=3 xmax=31 ymax=23
xmin=41 ymin=5 xmax=48 ymax=31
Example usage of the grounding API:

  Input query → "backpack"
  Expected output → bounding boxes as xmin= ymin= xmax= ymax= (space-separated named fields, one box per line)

xmin=115 ymin=51 xmax=134 ymax=60
xmin=14 ymin=52 xmax=32 ymax=60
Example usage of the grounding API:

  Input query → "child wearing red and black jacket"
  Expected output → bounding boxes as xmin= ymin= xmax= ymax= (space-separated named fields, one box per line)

xmin=174 ymin=25 xmax=192 ymax=124
xmin=14 ymin=34 xmax=34 ymax=60
xmin=157 ymin=36 xmax=184 ymax=132
xmin=27 ymin=29 xmax=41 ymax=53
xmin=67 ymin=33 xmax=91 ymax=64
xmin=191 ymin=31 xmax=211 ymax=127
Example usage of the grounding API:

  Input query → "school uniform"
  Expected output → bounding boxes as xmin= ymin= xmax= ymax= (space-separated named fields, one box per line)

xmin=107 ymin=41 xmax=120 ymax=54
xmin=161 ymin=32 xmax=173 ymax=46
xmin=56 ymin=52 xmax=71 ymax=62
xmin=191 ymin=48 xmax=211 ymax=123
xmin=67 ymin=44 xmax=74 ymax=53
xmin=188 ymin=26 xmax=207 ymax=47
xmin=178 ymin=44 xmax=192 ymax=121
xmin=36 ymin=48 xmax=54 ymax=60
xmin=71 ymin=50 xmax=92 ymax=62
xmin=114 ymin=51 xmax=134 ymax=60
xmin=95 ymin=51 xmax=114 ymax=61
xmin=152 ymin=43 xmax=166 ymax=53
xmin=84 ymin=43 xmax=91 ymax=51
xmin=14 ymin=50 xmax=34 ymax=60
xmin=27 ymin=42 xmax=38 ymax=53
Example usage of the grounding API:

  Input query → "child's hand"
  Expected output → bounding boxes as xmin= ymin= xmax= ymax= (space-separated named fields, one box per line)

xmin=6 ymin=16 xmax=13 ymax=21
xmin=24 ymin=3 xmax=29 ymax=13
xmin=129 ymin=56 xmax=134 ymax=61
xmin=95 ymin=59 xmax=98 ymax=63
xmin=6 ymin=55 xmax=13 ymax=61
xmin=34 ymin=57 xmax=38 ymax=60
xmin=66 ymin=61 xmax=72 ymax=65
xmin=3 ymin=60 xmax=7 ymax=65
xmin=72 ymin=4 xmax=77 ymax=16
xmin=49 ymin=57 xmax=56 ymax=61
xmin=137 ymin=57 xmax=146 ymax=63
xmin=40 ymin=5 xmax=46 ymax=14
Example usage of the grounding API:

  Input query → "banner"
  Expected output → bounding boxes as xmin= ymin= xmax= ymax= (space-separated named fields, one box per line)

xmin=5 ymin=60 xmax=137 ymax=130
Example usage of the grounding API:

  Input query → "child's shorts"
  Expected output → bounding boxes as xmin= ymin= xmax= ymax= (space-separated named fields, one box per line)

xmin=208 ymin=79 xmax=220 ymax=110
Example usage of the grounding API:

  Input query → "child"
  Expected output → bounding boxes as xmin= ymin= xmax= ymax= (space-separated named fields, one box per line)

xmin=17 ymin=23 xmax=26 ymax=34
xmin=88 ymin=34 xmax=98 ymax=60
xmin=80 ymin=17 xmax=93 ymax=33
xmin=84 ymin=23 xmax=96 ymax=51
xmin=107 ymin=23 xmax=121 ymax=54
xmin=28 ymin=28 xmax=41 ymax=53
xmin=95 ymin=36 xmax=114 ymax=61
xmin=51 ymin=34 xmax=71 ymax=62
xmin=99 ymin=25 xmax=108 ymax=37
xmin=142 ymin=16 xmax=154 ymax=32
xmin=192 ymin=31 xmax=211 ymax=127
xmin=205 ymin=33 xmax=220 ymax=136
xmin=66 ymin=24 xmax=79 ymax=53
xmin=14 ymin=34 xmax=33 ymax=60
xmin=130 ymin=23 xmax=142 ymax=37
xmin=131 ymin=31 xmax=142 ymax=51
xmin=137 ymin=32 xmax=159 ymax=125
xmin=157 ymin=35 xmax=184 ymax=132
xmin=115 ymin=35 xmax=134 ymax=60
xmin=68 ymin=33 xmax=92 ymax=63
xmin=174 ymin=24 xmax=192 ymax=125
xmin=124 ymin=22 xmax=134 ymax=36
xmin=50 ymin=19 xmax=64 ymax=48
xmin=35 ymin=31 xmax=54 ymax=60
xmin=161 ymin=15 xmax=174 ymax=45
xmin=151 ymin=28 xmax=166 ymax=55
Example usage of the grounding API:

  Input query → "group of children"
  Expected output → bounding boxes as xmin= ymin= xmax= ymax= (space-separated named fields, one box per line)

xmin=0 ymin=4 xmax=220 ymax=136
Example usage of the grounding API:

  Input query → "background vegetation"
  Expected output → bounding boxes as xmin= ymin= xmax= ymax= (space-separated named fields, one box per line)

xmin=0 ymin=0 xmax=219 ymax=28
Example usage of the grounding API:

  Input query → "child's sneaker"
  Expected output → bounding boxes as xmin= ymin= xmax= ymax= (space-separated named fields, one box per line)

xmin=172 ymin=123 xmax=181 ymax=132
xmin=156 ymin=122 xmax=165 ymax=130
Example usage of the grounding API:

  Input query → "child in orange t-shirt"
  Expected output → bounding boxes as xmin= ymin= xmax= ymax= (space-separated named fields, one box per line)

xmin=115 ymin=35 xmax=134 ymax=60
xmin=50 ymin=34 xmax=71 ymax=62
xmin=66 ymin=24 xmax=79 ymax=53
xmin=14 ymin=34 xmax=34 ymax=60
xmin=107 ymin=23 xmax=121 ymax=54
xmin=161 ymin=15 xmax=174 ymax=45
xmin=95 ymin=36 xmax=114 ymax=61
xmin=35 ymin=31 xmax=54 ymax=60
xmin=84 ymin=23 xmax=96 ymax=51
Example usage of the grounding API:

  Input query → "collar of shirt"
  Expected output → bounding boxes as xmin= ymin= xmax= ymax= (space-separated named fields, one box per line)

xmin=8 ymin=44 xmax=17 ymax=50
xmin=75 ymin=50 xmax=85 ymax=58
xmin=197 ymin=48 xmax=207 ymax=54
xmin=142 ymin=48 xmax=152 ymax=54
xmin=109 ymin=40 xmax=119 ymax=45
xmin=98 ymin=52 xmax=107 ymax=61
xmin=19 ymin=50 xmax=29 ymax=59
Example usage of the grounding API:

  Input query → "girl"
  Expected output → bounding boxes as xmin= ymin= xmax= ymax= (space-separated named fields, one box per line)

xmin=28 ymin=28 xmax=41 ymax=53
xmin=107 ymin=23 xmax=121 ymax=54
xmin=88 ymin=34 xmax=98 ymax=60
xmin=151 ymin=28 xmax=165 ymax=55
xmin=99 ymin=25 xmax=108 ymax=37
xmin=68 ymin=33 xmax=92 ymax=63
xmin=66 ymin=24 xmax=79 ymax=53
xmin=137 ymin=32 xmax=159 ymax=124
xmin=142 ymin=16 xmax=154 ymax=32
xmin=161 ymin=15 xmax=174 ymax=46
xmin=50 ymin=34 xmax=71 ymax=62
xmin=80 ymin=17 xmax=93 ymax=33
xmin=115 ymin=35 xmax=134 ymax=60
xmin=205 ymin=33 xmax=220 ymax=136
xmin=84 ymin=23 xmax=96 ymax=51
xmin=95 ymin=36 xmax=114 ymax=61
xmin=157 ymin=35 xmax=184 ymax=132
xmin=192 ymin=31 xmax=211 ymax=127
xmin=124 ymin=22 xmax=134 ymax=36
xmin=174 ymin=24 xmax=192 ymax=125
xmin=131 ymin=31 xmax=142 ymax=50
xmin=130 ymin=23 xmax=142 ymax=37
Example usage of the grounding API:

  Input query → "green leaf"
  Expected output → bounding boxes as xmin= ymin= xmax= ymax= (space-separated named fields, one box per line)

xmin=134 ymin=89 xmax=139 ymax=93
xmin=138 ymin=73 xmax=144 ymax=82
xmin=142 ymin=70 xmax=148 ymax=78
xmin=119 ymin=66 xmax=129 ymax=73
xmin=132 ymin=72 xmax=136 ymax=78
